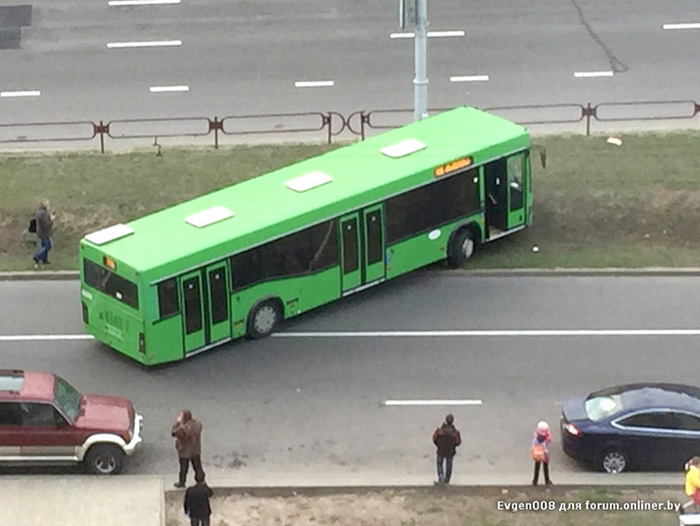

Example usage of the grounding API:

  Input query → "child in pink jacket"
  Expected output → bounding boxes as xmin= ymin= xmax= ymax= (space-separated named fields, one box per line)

xmin=531 ymin=421 xmax=553 ymax=485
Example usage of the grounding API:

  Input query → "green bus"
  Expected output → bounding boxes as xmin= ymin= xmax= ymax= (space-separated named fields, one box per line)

xmin=79 ymin=106 xmax=533 ymax=365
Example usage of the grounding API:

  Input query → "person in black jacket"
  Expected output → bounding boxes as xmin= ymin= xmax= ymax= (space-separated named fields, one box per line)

xmin=432 ymin=413 xmax=462 ymax=485
xmin=184 ymin=472 xmax=213 ymax=526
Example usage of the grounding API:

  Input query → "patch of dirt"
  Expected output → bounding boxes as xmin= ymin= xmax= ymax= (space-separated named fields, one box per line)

xmin=164 ymin=487 xmax=685 ymax=526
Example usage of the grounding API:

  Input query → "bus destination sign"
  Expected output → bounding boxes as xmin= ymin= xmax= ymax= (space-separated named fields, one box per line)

xmin=434 ymin=156 xmax=473 ymax=177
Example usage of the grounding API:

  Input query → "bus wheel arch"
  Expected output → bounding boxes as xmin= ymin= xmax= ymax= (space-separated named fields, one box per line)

xmin=447 ymin=224 xmax=479 ymax=268
xmin=247 ymin=297 xmax=284 ymax=339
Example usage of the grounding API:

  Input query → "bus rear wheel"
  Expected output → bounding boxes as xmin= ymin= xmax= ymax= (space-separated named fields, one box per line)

xmin=247 ymin=300 xmax=282 ymax=339
xmin=447 ymin=228 xmax=475 ymax=268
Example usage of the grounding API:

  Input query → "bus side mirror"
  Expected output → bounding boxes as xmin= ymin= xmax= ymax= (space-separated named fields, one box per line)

xmin=532 ymin=145 xmax=547 ymax=169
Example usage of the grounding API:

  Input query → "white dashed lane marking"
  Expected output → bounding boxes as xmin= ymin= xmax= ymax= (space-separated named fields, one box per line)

xmin=107 ymin=40 xmax=182 ymax=48
xmin=384 ymin=399 xmax=483 ymax=406
xmin=663 ymin=23 xmax=700 ymax=30
xmin=294 ymin=81 xmax=335 ymax=88
xmin=574 ymin=71 xmax=614 ymax=78
xmin=450 ymin=75 xmax=489 ymax=82
xmin=149 ymin=85 xmax=190 ymax=93
xmin=109 ymin=0 xmax=180 ymax=5
xmin=1 ymin=90 xmax=41 ymax=97
xmin=390 ymin=30 xmax=465 ymax=39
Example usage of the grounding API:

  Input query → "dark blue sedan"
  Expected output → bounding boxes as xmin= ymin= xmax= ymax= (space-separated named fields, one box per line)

xmin=561 ymin=383 xmax=700 ymax=473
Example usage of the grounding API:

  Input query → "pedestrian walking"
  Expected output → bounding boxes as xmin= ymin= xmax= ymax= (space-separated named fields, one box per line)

xmin=432 ymin=413 xmax=461 ymax=485
xmin=531 ymin=420 xmax=553 ymax=485
xmin=171 ymin=409 xmax=205 ymax=488
xmin=184 ymin=472 xmax=214 ymax=526
xmin=32 ymin=198 xmax=56 ymax=267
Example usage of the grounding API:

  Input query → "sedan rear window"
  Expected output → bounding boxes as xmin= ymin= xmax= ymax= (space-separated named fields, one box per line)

xmin=585 ymin=395 xmax=622 ymax=421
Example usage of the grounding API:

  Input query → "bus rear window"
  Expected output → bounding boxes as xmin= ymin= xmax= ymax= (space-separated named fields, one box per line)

xmin=84 ymin=260 xmax=139 ymax=309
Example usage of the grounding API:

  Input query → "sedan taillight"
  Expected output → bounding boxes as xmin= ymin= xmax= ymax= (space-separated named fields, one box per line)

xmin=564 ymin=422 xmax=582 ymax=436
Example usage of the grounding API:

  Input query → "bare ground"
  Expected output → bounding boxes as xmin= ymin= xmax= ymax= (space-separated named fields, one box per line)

xmin=164 ymin=487 xmax=685 ymax=526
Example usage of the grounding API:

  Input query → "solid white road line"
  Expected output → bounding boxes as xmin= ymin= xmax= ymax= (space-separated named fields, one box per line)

xmin=0 ymin=335 xmax=93 ymax=341
xmin=384 ymin=399 xmax=483 ymax=406
xmin=107 ymin=40 xmax=182 ymax=48
xmin=574 ymin=71 xmax=614 ymax=78
xmin=5 ymin=329 xmax=700 ymax=343
xmin=109 ymin=0 xmax=180 ymax=5
xmin=663 ymin=23 xmax=700 ymax=30
xmin=390 ymin=30 xmax=465 ymax=39
xmin=294 ymin=81 xmax=335 ymax=88
xmin=273 ymin=329 xmax=700 ymax=337
xmin=450 ymin=75 xmax=489 ymax=82
xmin=0 ymin=90 xmax=41 ymax=98
xmin=149 ymin=85 xmax=190 ymax=93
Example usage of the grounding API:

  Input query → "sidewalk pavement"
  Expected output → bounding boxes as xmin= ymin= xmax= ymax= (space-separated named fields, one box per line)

xmin=2 ymin=471 xmax=686 ymax=526
xmin=2 ymin=476 xmax=164 ymax=526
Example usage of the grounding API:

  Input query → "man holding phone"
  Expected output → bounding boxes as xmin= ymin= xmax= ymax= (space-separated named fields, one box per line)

xmin=171 ymin=409 xmax=205 ymax=488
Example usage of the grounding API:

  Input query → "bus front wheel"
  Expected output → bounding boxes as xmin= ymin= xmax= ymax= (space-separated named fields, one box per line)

xmin=247 ymin=300 xmax=282 ymax=339
xmin=447 ymin=228 xmax=475 ymax=268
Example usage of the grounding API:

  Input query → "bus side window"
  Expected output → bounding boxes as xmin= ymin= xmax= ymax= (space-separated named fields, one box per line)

xmin=386 ymin=169 xmax=479 ymax=244
xmin=157 ymin=278 xmax=179 ymax=319
xmin=231 ymin=221 xmax=339 ymax=291
xmin=230 ymin=249 xmax=263 ymax=291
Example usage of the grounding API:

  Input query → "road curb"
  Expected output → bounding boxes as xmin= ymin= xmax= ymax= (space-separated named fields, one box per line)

xmin=0 ymin=271 xmax=79 ymax=281
xmin=164 ymin=483 xmax=682 ymax=498
xmin=4 ymin=268 xmax=700 ymax=281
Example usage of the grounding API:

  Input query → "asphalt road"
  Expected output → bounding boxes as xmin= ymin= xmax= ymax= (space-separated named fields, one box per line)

xmin=1 ymin=0 xmax=699 ymax=126
xmin=0 ymin=273 xmax=697 ymax=484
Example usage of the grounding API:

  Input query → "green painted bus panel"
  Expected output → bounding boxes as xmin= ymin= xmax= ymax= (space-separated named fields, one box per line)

xmin=384 ymin=216 xmax=475 ymax=278
xmin=79 ymin=107 xmax=529 ymax=282
xmin=145 ymin=317 xmax=183 ymax=364
xmin=232 ymin=267 xmax=341 ymax=328
xmin=79 ymin=243 xmax=146 ymax=362
xmin=82 ymin=295 xmax=143 ymax=361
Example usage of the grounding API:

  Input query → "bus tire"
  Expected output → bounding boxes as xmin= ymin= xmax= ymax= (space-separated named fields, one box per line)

xmin=247 ymin=299 xmax=282 ymax=339
xmin=447 ymin=228 xmax=475 ymax=268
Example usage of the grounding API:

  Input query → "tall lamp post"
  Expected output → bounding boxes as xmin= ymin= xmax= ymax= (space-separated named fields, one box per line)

xmin=399 ymin=0 xmax=428 ymax=121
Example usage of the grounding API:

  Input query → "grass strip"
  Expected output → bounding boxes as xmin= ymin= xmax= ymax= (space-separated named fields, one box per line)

xmin=1 ymin=132 xmax=699 ymax=271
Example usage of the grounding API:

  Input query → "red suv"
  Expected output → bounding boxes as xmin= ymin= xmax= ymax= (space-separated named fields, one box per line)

xmin=0 ymin=370 xmax=143 ymax=474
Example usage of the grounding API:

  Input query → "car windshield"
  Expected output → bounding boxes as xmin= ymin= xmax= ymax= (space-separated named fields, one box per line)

xmin=54 ymin=376 xmax=82 ymax=422
xmin=585 ymin=394 xmax=623 ymax=421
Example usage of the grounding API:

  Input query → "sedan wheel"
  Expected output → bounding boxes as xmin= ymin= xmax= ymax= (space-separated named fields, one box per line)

xmin=600 ymin=450 xmax=628 ymax=473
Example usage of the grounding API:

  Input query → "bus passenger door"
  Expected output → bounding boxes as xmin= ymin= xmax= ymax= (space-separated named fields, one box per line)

xmin=181 ymin=270 xmax=205 ymax=354
xmin=483 ymin=158 xmax=508 ymax=235
xmin=362 ymin=205 xmax=385 ymax=283
xmin=340 ymin=213 xmax=361 ymax=293
xmin=506 ymin=153 xmax=526 ymax=229
xmin=204 ymin=262 xmax=231 ymax=344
